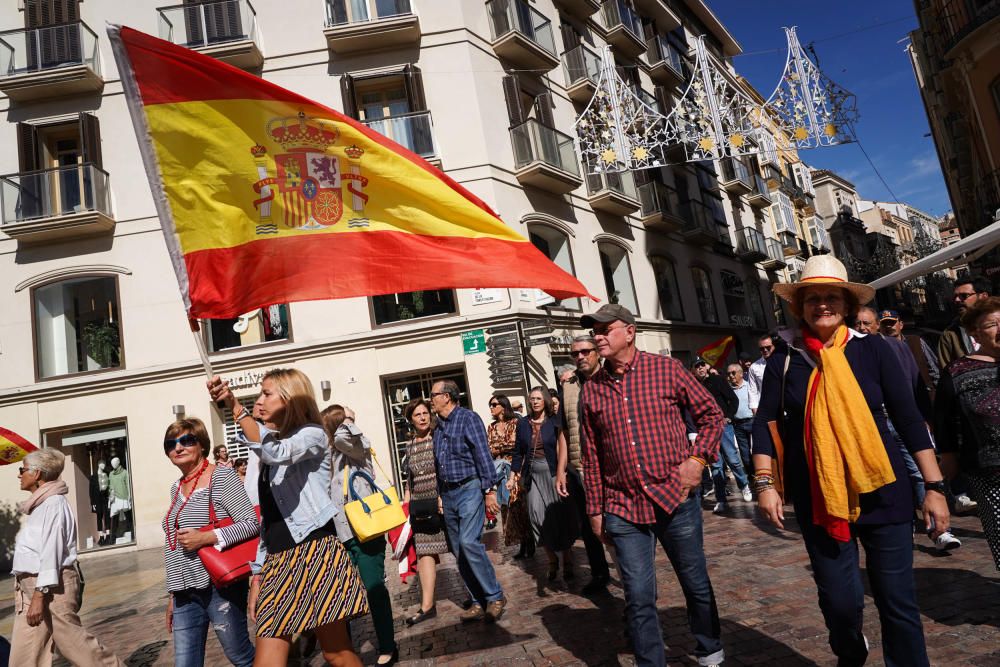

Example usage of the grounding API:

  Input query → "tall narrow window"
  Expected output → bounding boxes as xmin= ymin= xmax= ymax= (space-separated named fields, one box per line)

xmin=650 ymin=255 xmax=684 ymax=321
xmin=34 ymin=276 xmax=122 ymax=379
xmin=597 ymin=241 xmax=638 ymax=315
xmin=690 ymin=267 xmax=718 ymax=324
xmin=529 ymin=226 xmax=579 ymax=310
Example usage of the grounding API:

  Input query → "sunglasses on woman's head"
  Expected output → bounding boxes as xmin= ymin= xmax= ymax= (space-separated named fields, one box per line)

xmin=163 ymin=433 xmax=200 ymax=454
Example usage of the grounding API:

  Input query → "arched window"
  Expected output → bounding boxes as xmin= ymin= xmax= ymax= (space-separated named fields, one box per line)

xmin=690 ymin=266 xmax=718 ymax=324
xmin=649 ymin=255 xmax=684 ymax=321
xmin=529 ymin=224 xmax=580 ymax=310
xmin=597 ymin=241 xmax=638 ymax=314
xmin=33 ymin=275 xmax=123 ymax=379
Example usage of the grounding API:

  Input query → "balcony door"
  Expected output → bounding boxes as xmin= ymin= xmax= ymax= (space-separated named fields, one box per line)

xmin=341 ymin=66 xmax=432 ymax=156
xmin=16 ymin=113 xmax=101 ymax=221
xmin=24 ymin=0 xmax=82 ymax=71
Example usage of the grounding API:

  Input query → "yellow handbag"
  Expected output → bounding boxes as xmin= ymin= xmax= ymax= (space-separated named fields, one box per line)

xmin=343 ymin=455 xmax=406 ymax=543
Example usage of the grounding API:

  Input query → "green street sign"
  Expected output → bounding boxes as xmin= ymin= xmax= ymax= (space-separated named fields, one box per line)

xmin=461 ymin=329 xmax=487 ymax=355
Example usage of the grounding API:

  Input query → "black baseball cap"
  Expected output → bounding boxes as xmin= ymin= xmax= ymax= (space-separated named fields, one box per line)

xmin=580 ymin=304 xmax=636 ymax=328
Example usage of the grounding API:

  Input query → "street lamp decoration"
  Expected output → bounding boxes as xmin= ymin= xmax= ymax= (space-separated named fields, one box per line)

xmin=761 ymin=27 xmax=858 ymax=149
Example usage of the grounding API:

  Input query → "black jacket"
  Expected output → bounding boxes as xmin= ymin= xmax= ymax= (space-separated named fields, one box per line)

xmin=700 ymin=374 xmax=739 ymax=420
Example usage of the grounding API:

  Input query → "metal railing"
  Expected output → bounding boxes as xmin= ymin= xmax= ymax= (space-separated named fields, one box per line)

xmin=682 ymin=200 xmax=718 ymax=240
xmin=361 ymin=111 xmax=436 ymax=159
xmin=737 ymin=226 xmax=767 ymax=256
xmin=486 ymin=0 xmax=556 ymax=56
xmin=325 ymin=0 xmax=413 ymax=26
xmin=751 ymin=174 xmax=771 ymax=201
xmin=638 ymin=181 xmax=682 ymax=220
xmin=938 ymin=0 xmax=1000 ymax=53
xmin=1 ymin=163 xmax=111 ymax=225
xmin=765 ymin=238 xmax=785 ymax=264
xmin=563 ymin=43 xmax=600 ymax=88
xmin=0 ymin=21 xmax=100 ymax=77
xmin=720 ymin=157 xmax=752 ymax=188
xmin=158 ymin=0 xmax=258 ymax=49
xmin=645 ymin=34 xmax=684 ymax=77
xmin=586 ymin=169 xmax=637 ymax=199
xmin=601 ymin=0 xmax=642 ymax=41
xmin=510 ymin=119 xmax=580 ymax=176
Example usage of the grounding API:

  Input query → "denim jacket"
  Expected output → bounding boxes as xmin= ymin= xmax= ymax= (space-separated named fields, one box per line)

xmin=248 ymin=423 xmax=339 ymax=573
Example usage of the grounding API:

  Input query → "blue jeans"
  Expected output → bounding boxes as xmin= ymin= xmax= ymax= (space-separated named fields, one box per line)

xmin=172 ymin=582 xmax=254 ymax=667
xmin=604 ymin=495 xmax=723 ymax=667
xmin=441 ymin=478 xmax=504 ymax=607
xmin=798 ymin=518 xmax=929 ymax=667
xmin=711 ymin=424 xmax=748 ymax=500
xmin=732 ymin=419 xmax=753 ymax=475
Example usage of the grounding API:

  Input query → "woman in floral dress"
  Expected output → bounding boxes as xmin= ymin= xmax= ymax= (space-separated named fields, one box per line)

xmin=488 ymin=394 xmax=532 ymax=557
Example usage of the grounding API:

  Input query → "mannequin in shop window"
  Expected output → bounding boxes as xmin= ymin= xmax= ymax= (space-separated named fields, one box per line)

xmin=107 ymin=457 xmax=133 ymax=542
xmin=88 ymin=460 xmax=112 ymax=546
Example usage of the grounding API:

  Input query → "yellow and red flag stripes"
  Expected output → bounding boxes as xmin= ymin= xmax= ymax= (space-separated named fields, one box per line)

xmin=107 ymin=26 xmax=595 ymax=319
xmin=697 ymin=335 xmax=735 ymax=369
xmin=0 ymin=426 xmax=38 ymax=465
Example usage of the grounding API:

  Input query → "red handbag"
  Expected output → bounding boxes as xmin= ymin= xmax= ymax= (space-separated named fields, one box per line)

xmin=198 ymin=480 xmax=261 ymax=588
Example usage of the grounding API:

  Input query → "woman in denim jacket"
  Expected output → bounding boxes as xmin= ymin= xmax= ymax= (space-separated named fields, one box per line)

xmin=209 ymin=369 xmax=368 ymax=667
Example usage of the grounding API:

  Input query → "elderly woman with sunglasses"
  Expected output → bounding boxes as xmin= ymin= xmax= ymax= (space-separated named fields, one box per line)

xmin=161 ymin=418 xmax=258 ymax=667
xmin=11 ymin=449 xmax=125 ymax=666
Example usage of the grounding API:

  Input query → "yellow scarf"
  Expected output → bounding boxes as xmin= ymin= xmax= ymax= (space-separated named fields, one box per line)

xmin=804 ymin=325 xmax=895 ymax=534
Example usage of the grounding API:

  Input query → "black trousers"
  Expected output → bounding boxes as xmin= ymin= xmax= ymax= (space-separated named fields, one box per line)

xmin=567 ymin=466 xmax=609 ymax=579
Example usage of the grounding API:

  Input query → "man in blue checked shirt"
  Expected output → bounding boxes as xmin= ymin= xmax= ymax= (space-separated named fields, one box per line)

xmin=430 ymin=380 xmax=506 ymax=623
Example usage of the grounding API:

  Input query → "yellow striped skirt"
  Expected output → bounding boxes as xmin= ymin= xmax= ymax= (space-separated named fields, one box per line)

xmin=255 ymin=534 xmax=369 ymax=638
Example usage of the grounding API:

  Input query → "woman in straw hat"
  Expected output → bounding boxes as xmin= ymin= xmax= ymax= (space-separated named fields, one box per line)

xmin=751 ymin=255 xmax=949 ymax=667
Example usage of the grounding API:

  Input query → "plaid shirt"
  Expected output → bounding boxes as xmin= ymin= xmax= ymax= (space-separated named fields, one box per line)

xmin=433 ymin=405 xmax=496 ymax=492
xmin=581 ymin=350 xmax=724 ymax=523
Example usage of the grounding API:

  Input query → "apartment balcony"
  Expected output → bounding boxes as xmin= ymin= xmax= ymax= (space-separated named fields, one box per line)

xmin=645 ymin=35 xmax=685 ymax=85
xmin=760 ymin=238 xmax=787 ymax=270
xmin=697 ymin=166 xmax=720 ymax=192
xmin=553 ymin=0 xmax=600 ymax=20
xmin=719 ymin=157 xmax=753 ymax=194
xmin=585 ymin=170 xmax=639 ymax=215
xmin=510 ymin=119 xmax=582 ymax=194
xmin=563 ymin=43 xmax=600 ymax=104
xmin=790 ymin=181 xmax=809 ymax=206
xmin=680 ymin=200 xmax=718 ymax=246
xmin=736 ymin=226 xmax=768 ymax=263
xmin=633 ymin=0 xmax=681 ymax=31
xmin=638 ymin=182 xmax=685 ymax=231
xmin=780 ymin=231 xmax=803 ymax=257
xmin=360 ymin=111 xmax=439 ymax=165
xmin=323 ymin=0 xmax=420 ymax=55
xmin=939 ymin=0 xmax=1000 ymax=57
xmin=0 ymin=22 xmax=103 ymax=103
xmin=1 ymin=164 xmax=113 ymax=243
xmin=487 ymin=0 xmax=559 ymax=71
xmin=157 ymin=0 xmax=263 ymax=70
xmin=747 ymin=174 xmax=771 ymax=208
xmin=600 ymin=0 xmax=646 ymax=59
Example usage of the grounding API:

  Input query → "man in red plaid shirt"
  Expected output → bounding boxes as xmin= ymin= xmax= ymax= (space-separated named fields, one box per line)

xmin=580 ymin=304 xmax=726 ymax=667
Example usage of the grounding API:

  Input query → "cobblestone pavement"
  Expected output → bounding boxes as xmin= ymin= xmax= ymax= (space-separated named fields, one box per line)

xmin=1 ymin=500 xmax=997 ymax=666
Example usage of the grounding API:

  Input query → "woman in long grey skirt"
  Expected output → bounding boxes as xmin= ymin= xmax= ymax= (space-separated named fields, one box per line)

xmin=509 ymin=387 xmax=579 ymax=582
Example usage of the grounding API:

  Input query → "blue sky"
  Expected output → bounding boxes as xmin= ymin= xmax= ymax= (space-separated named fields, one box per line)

xmin=710 ymin=0 xmax=951 ymax=216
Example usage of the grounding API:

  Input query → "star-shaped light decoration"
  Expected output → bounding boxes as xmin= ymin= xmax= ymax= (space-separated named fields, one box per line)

xmin=632 ymin=146 xmax=649 ymax=160
xmin=729 ymin=133 xmax=745 ymax=148
xmin=601 ymin=148 xmax=618 ymax=164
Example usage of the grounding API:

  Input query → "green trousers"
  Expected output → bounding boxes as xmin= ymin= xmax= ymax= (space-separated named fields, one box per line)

xmin=343 ymin=536 xmax=396 ymax=655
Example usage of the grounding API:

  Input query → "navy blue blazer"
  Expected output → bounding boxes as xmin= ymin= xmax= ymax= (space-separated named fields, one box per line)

xmin=752 ymin=332 xmax=933 ymax=525
xmin=511 ymin=414 xmax=562 ymax=478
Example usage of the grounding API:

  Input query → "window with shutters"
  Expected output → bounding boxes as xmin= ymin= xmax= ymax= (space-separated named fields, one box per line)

xmin=769 ymin=192 xmax=795 ymax=234
xmin=690 ymin=266 xmax=718 ymax=324
xmin=204 ymin=304 xmax=291 ymax=353
xmin=181 ymin=0 xmax=247 ymax=47
xmin=222 ymin=396 xmax=258 ymax=461
xmin=340 ymin=66 xmax=435 ymax=158
xmin=23 ymin=0 xmax=83 ymax=71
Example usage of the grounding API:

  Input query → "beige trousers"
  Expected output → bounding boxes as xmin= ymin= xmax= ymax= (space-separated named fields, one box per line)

xmin=11 ymin=566 xmax=125 ymax=667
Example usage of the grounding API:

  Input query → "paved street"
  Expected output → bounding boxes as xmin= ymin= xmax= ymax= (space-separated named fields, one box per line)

xmin=2 ymin=501 xmax=997 ymax=666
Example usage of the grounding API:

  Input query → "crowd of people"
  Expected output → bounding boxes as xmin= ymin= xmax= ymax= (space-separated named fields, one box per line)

xmin=6 ymin=259 xmax=997 ymax=667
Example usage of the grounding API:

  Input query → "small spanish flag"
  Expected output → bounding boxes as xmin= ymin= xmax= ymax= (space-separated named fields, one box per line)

xmin=107 ymin=26 xmax=595 ymax=319
xmin=697 ymin=335 xmax=735 ymax=369
xmin=0 ymin=426 xmax=38 ymax=466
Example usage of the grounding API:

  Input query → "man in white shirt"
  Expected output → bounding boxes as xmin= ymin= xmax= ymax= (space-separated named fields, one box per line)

xmin=726 ymin=363 xmax=756 ymax=479
xmin=747 ymin=333 xmax=776 ymax=411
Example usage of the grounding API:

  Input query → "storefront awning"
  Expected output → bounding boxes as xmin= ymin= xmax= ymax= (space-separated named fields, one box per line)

xmin=868 ymin=219 xmax=1000 ymax=290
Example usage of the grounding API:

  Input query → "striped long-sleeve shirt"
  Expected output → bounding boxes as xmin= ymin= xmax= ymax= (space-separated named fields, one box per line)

xmin=162 ymin=465 xmax=258 ymax=593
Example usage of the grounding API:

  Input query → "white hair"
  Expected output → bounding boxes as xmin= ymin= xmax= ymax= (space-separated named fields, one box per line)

xmin=24 ymin=448 xmax=66 ymax=482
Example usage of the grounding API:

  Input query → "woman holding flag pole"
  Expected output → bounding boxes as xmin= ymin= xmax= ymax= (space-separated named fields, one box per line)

xmin=208 ymin=369 xmax=368 ymax=667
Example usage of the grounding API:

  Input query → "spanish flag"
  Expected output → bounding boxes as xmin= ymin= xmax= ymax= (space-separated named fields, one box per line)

xmin=107 ymin=27 xmax=594 ymax=319
xmin=697 ymin=335 xmax=735 ymax=369
xmin=0 ymin=426 xmax=37 ymax=465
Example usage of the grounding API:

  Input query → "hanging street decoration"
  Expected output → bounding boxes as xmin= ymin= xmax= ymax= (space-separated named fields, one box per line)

xmin=574 ymin=28 xmax=859 ymax=174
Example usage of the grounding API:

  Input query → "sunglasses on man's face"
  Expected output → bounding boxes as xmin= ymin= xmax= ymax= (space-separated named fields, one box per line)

xmin=163 ymin=433 xmax=200 ymax=455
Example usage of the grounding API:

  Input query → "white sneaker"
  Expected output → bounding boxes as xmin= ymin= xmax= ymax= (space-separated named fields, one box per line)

xmin=741 ymin=486 xmax=753 ymax=502
xmin=713 ymin=502 xmax=729 ymax=514
xmin=954 ymin=494 xmax=978 ymax=514
xmin=934 ymin=531 xmax=962 ymax=551
xmin=703 ymin=487 xmax=715 ymax=499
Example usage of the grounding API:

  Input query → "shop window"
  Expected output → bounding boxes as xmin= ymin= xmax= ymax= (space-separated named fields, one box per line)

xmin=720 ymin=270 xmax=752 ymax=328
xmin=372 ymin=290 xmax=457 ymax=325
xmin=382 ymin=368 xmax=469 ymax=488
xmin=529 ymin=225 xmax=580 ymax=310
xmin=597 ymin=241 xmax=638 ymax=315
xmin=650 ymin=255 xmax=684 ymax=321
xmin=205 ymin=304 xmax=290 ymax=353
xmin=33 ymin=275 xmax=122 ymax=379
xmin=47 ymin=422 xmax=134 ymax=552
xmin=690 ymin=266 xmax=718 ymax=324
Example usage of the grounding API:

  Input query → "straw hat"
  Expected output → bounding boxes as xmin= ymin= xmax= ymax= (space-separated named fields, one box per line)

xmin=773 ymin=255 xmax=874 ymax=309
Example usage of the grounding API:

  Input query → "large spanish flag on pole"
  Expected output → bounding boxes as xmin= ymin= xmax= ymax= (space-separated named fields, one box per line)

xmin=107 ymin=26 xmax=594 ymax=319
xmin=0 ymin=426 xmax=37 ymax=465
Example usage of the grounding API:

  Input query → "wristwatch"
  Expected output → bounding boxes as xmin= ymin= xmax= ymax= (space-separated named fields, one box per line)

xmin=924 ymin=480 xmax=947 ymax=494
xmin=39 ymin=586 xmax=51 ymax=595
